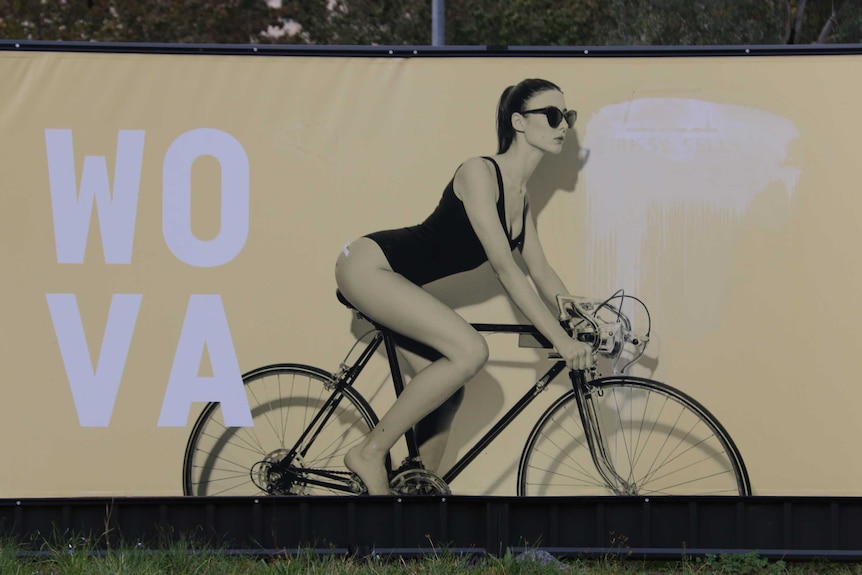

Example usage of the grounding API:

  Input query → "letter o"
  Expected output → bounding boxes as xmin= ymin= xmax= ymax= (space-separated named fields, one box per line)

xmin=162 ymin=129 xmax=249 ymax=267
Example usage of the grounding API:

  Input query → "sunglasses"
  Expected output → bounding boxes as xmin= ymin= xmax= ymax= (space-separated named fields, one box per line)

xmin=521 ymin=106 xmax=577 ymax=129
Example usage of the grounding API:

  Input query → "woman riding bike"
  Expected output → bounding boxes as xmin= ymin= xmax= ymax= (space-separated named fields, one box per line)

xmin=334 ymin=78 xmax=592 ymax=495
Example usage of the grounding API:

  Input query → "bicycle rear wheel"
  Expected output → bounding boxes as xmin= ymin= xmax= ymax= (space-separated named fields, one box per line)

xmin=183 ymin=364 xmax=377 ymax=496
xmin=518 ymin=376 xmax=750 ymax=496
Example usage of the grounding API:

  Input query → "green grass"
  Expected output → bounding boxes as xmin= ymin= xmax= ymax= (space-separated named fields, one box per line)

xmin=1 ymin=536 xmax=861 ymax=575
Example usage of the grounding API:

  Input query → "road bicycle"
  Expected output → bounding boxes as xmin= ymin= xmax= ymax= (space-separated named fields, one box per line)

xmin=182 ymin=290 xmax=751 ymax=497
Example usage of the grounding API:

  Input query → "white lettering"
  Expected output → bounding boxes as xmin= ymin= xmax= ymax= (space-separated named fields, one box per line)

xmin=45 ymin=130 xmax=145 ymax=264
xmin=158 ymin=295 xmax=251 ymax=427
xmin=162 ymin=129 xmax=249 ymax=268
xmin=46 ymin=293 xmax=142 ymax=426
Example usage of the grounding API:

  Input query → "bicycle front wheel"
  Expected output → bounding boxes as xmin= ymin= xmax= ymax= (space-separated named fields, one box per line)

xmin=518 ymin=376 xmax=750 ymax=496
xmin=183 ymin=364 xmax=377 ymax=496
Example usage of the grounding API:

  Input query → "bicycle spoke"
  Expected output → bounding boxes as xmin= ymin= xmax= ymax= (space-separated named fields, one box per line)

xmin=627 ymin=392 xmax=670 ymax=477
xmin=606 ymin=386 xmax=637 ymax=486
xmin=531 ymin=441 xmax=607 ymax=486
xmin=278 ymin=372 xmax=288 ymax=447
xmin=638 ymin=411 xmax=717 ymax=489
xmin=644 ymin=431 xmax=711 ymax=484
xmin=201 ymin=426 xmax=267 ymax=457
xmin=525 ymin=458 xmax=609 ymax=488
xmin=246 ymin=374 xmax=288 ymax=450
xmin=643 ymin=452 xmax=727 ymax=488
xmin=639 ymin=469 xmax=737 ymax=494
xmin=191 ymin=469 xmax=253 ymax=484
xmin=192 ymin=452 xmax=258 ymax=474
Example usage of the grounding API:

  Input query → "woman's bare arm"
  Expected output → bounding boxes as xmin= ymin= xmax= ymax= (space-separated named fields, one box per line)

xmin=454 ymin=158 xmax=581 ymax=361
xmin=518 ymin=201 xmax=569 ymax=312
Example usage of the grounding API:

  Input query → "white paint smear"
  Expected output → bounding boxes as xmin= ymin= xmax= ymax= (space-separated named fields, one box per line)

xmin=581 ymin=98 xmax=801 ymax=336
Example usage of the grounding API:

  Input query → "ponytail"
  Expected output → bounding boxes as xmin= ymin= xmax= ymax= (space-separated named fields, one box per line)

xmin=496 ymin=85 xmax=516 ymax=154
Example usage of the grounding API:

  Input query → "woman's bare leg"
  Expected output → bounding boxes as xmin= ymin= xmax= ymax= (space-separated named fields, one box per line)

xmin=335 ymin=239 xmax=488 ymax=494
xmin=415 ymin=388 xmax=465 ymax=473
xmin=398 ymin=349 xmax=466 ymax=474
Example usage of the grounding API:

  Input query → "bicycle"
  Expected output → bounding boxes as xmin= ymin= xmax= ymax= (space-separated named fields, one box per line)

xmin=182 ymin=290 xmax=751 ymax=497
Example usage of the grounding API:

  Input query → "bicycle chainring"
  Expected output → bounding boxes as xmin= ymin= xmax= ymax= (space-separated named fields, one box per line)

xmin=389 ymin=468 xmax=451 ymax=496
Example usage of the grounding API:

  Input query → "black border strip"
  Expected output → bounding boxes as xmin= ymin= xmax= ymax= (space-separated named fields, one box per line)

xmin=1 ymin=39 xmax=862 ymax=57
xmin=3 ymin=495 xmax=862 ymax=560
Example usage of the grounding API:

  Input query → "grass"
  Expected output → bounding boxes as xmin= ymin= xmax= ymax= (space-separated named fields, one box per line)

xmin=1 ymin=537 xmax=862 ymax=575
xmin=0 ymin=528 xmax=858 ymax=575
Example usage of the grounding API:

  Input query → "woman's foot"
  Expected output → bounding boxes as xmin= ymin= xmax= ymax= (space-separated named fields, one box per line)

xmin=345 ymin=444 xmax=390 ymax=495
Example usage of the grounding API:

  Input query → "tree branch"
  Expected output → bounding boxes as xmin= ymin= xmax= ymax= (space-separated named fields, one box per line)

xmin=816 ymin=2 xmax=838 ymax=43
xmin=779 ymin=0 xmax=793 ymax=43
xmin=792 ymin=0 xmax=807 ymax=43
xmin=817 ymin=0 xmax=853 ymax=43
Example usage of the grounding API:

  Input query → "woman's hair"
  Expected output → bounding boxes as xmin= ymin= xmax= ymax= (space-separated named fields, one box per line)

xmin=496 ymin=78 xmax=563 ymax=154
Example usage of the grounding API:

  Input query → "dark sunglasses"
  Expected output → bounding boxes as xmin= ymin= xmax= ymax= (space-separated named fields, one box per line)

xmin=521 ymin=106 xmax=577 ymax=129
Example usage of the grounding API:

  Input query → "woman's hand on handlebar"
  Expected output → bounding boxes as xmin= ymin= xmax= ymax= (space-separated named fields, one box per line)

xmin=556 ymin=338 xmax=594 ymax=371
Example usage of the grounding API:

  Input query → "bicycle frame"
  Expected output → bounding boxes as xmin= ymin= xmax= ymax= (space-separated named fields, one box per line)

xmin=273 ymin=322 xmax=622 ymax=495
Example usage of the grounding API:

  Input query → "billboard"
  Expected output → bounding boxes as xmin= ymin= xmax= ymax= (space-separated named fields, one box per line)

xmin=0 ymin=47 xmax=857 ymax=497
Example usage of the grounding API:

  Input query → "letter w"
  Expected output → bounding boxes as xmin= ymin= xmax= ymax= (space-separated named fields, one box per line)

xmin=45 ymin=130 xmax=145 ymax=264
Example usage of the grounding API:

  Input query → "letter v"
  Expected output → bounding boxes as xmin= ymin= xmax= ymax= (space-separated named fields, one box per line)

xmin=46 ymin=294 xmax=142 ymax=426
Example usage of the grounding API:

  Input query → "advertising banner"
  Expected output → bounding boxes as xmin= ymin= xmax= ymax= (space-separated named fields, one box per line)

xmin=0 ymin=49 xmax=855 ymax=497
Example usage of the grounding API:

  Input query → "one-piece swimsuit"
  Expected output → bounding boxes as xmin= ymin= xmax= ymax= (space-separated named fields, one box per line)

xmin=364 ymin=156 xmax=527 ymax=286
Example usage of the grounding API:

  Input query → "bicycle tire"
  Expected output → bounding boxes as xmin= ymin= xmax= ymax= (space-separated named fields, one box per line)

xmin=517 ymin=375 xmax=751 ymax=496
xmin=183 ymin=363 xmax=378 ymax=496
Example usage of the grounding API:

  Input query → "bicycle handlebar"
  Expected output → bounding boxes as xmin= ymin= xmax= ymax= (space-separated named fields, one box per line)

xmin=555 ymin=291 xmax=651 ymax=373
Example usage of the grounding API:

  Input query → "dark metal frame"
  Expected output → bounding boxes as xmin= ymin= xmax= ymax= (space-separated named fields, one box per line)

xmin=1 ymin=39 xmax=862 ymax=57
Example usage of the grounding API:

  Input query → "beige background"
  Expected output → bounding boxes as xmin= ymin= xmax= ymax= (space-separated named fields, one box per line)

xmin=0 ymin=51 xmax=857 ymax=496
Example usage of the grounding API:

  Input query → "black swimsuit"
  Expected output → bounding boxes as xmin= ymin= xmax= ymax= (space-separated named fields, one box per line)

xmin=365 ymin=157 xmax=527 ymax=286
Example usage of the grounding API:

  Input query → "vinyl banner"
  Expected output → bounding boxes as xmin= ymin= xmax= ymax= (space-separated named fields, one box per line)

xmin=0 ymin=49 xmax=857 ymax=497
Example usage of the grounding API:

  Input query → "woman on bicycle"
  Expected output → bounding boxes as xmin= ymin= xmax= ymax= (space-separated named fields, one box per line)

xmin=335 ymin=78 xmax=593 ymax=495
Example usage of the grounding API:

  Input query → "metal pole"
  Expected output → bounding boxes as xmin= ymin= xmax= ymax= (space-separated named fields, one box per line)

xmin=432 ymin=0 xmax=445 ymax=46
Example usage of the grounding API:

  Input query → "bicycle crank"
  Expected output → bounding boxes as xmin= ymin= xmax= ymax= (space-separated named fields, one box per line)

xmin=389 ymin=468 xmax=451 ymax=496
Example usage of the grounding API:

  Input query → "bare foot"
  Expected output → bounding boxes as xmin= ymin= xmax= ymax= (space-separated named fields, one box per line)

xmin=345 ymin=445 xmax=390 ymax=495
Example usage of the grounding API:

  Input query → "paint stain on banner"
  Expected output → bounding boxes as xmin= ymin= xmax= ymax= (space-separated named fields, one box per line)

xmin=581 ymin=98 xmax=801 ymax=336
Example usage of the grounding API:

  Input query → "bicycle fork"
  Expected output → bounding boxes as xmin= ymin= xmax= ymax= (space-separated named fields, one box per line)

xmin=569 ymin=370 xmax=638 ymax=495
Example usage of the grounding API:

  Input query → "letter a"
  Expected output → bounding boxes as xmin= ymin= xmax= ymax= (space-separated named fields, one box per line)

xmin=158 ymin=295 xmax=251 ymax=427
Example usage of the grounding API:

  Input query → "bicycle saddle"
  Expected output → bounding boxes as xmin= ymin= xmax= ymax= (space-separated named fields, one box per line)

xmin=336 ymin=289 xmax=378 ymax=327
xmin=335 ymin=289 xmax=356 ymax=310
